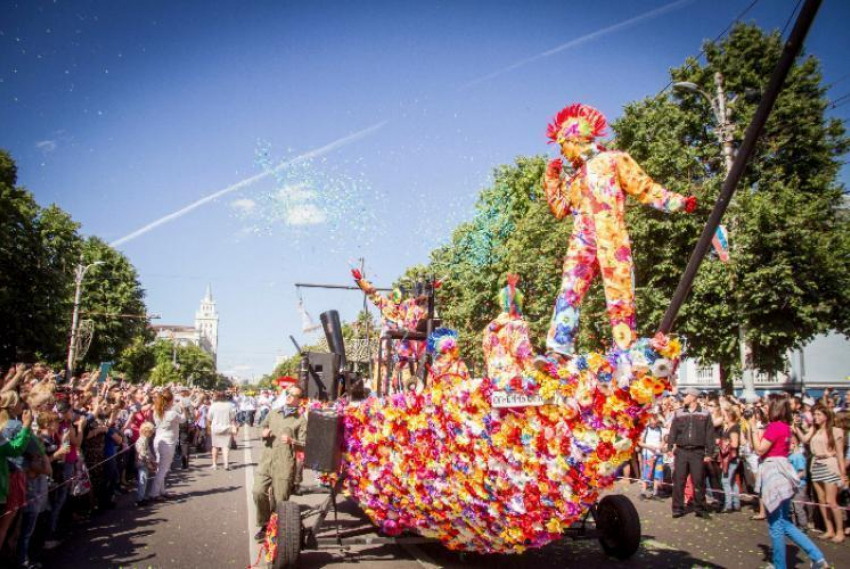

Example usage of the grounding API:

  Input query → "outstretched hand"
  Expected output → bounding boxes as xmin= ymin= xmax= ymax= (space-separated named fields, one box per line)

xmin=684 ymin=196 xmax=698 ymax=213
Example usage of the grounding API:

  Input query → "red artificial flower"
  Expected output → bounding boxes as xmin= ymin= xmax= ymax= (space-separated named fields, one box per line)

xmin=685 ymin=195 xmax=698 ymax=213
xmin=597 ymin=441 xmax=615 ymax=462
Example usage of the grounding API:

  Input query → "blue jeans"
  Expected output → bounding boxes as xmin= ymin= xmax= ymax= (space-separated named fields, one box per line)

xmin=17 ymin=510 xmax=39 ymax=564
xmin=767 ymin=498 xmax=824 ymax=569
xmin=137 ymin=465 xmax=150 ymax=501
xmin=49 ymin=462 xmax=74 ymax=535
xmin=721 ymin=460 xmax=740 ymax=510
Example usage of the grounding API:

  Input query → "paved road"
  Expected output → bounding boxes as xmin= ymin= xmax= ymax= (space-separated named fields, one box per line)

xmin=39 ymin=429 xmax=850 ymax=568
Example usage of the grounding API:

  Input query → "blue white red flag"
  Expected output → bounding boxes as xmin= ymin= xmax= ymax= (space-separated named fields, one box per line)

xmin=712 ymin=225 xmax=729 ymax=263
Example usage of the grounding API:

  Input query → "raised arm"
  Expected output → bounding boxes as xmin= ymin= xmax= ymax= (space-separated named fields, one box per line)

xmin=0 ymin=410 xmax=34 ymax=458
xmin=615 ymin=152 xmax=696 ymax=214
xmin=542 ymin=158 xmax=571 ymax=220
xmin=352 ymin=269 xmax=401 ymax=323
xmin=1 ymin=365 xmax=28 ymax=393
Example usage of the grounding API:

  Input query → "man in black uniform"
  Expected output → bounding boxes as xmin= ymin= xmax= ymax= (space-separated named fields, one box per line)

xmin=667 ymin=387 xmax=714 ymax=519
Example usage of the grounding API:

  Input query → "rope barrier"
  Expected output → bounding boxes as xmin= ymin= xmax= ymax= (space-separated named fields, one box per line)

xmin=1 ymin=442 xmax=144 ymax=520
xmin=616 ymin=475 xmax=850 ymax=512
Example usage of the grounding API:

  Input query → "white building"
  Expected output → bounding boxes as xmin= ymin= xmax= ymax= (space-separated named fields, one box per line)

xmin=152 ymin=285 xmax=220 ymax=368
xmin=677 ymin=331 xmax=850 ymax=396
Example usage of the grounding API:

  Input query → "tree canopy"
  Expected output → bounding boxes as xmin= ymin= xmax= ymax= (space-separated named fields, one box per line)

xmin=0 ymin=149 xmax=153 ymax=373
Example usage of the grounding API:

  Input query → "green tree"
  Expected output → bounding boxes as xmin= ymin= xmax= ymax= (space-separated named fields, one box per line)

xmin=0 ymin=151 xmax=82 ymax=364
xmin=77 ymin=237 xmax=149 ymax=368
xmin=148 ymin=339 xmax=219 ymax=388
xmin=613 ymin=23 xmax=849 ymax=387
xmin=0 ymin=150 xmax=152 ymax=369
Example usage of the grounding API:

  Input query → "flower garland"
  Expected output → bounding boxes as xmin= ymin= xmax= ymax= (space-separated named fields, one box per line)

xmin=332 ymin=332 xmax=681 ymax=553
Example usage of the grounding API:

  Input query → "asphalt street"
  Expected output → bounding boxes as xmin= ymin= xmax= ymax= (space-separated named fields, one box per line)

xmin=38 ymin=428 xmax=850 ymax=568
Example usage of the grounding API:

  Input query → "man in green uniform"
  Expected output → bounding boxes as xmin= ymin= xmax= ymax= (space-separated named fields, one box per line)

xmin=253 ymin=386 xmax=307 ymax=541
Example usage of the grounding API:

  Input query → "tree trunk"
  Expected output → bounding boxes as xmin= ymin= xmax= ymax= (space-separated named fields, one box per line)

xmin=718 ymin=362 xmax=734 ymax=396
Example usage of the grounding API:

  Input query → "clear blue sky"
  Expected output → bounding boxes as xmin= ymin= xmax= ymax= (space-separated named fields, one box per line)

xmin=2 ymin=0 xmax=848 ymax=381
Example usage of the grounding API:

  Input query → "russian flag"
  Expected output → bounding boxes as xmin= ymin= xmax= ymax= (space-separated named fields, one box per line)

xmin=712 ymin=225 xmax=729 ymax=263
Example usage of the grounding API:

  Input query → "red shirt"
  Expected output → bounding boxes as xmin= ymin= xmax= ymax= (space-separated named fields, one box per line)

xmin=762 ymin=421 xmax=791 ymax=458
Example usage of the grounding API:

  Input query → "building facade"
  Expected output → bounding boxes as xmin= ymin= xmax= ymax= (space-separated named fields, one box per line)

xmin=676 ymin=332 xmax=850 ymax=397
xmin=152 ymin=285 xmax=220 ymax=368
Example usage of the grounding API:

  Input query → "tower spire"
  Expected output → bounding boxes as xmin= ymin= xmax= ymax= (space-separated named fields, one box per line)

xmin=205 ymin=283 xmax=213 ymax=302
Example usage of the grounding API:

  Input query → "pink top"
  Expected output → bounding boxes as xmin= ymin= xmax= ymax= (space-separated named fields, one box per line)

xmin=762 ymin=421 xmax=792 ymax=459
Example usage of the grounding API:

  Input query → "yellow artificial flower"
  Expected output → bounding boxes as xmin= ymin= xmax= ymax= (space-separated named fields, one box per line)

xmin=546 ymin=517 xmax=563 ymax=534
xmin=612 ymin=323 xmax=633 ymax=347
xmin=587 ymin=352 xmax=605 ymax=372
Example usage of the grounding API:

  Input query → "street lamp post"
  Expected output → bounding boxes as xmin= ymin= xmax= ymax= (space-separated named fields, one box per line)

xmin=673 ymin=71 xmax=756 ymax=401
xmin=67 ymin=260 xmax=105 ymax=373
xmin=674 ymin=72 xmax=757 ymax=401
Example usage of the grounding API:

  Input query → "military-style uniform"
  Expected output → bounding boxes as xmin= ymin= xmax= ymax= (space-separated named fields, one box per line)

xmin=252 ymin=407 xmax=307 ymax=528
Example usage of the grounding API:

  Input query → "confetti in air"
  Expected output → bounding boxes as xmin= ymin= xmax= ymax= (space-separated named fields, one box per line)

xmin=231 ymin=140 xmax=382 ymax=254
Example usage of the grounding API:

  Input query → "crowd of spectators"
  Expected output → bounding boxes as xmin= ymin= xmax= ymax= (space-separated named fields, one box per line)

xmin=0 ymin=362 xmax=263 ymax=568
xmin=627 ymin=387 xmax=849 ymax=562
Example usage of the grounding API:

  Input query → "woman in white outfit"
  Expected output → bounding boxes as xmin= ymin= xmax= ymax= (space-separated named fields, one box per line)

xmin=149 ymin=389 xmax=186 ymax=499
xmin=208 ymin=391 xmax=236 ymax=470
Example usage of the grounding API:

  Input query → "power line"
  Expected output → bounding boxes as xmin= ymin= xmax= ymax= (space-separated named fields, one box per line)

xmin=656 ymin=0 xmax=762 ymax=97
xmin=781 ymin=0 xmax=803 ymax=38
xmin=829 ymin=92 xmax=850 ymax=109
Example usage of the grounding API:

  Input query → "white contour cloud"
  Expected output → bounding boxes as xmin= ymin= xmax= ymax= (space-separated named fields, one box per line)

xmin=286 ymin=203 xmax=327 ymax=226
xmin=35 ymin=140 xmax=57 ymax=152
xmin=230 ymin=198 xmax=256 ymax=213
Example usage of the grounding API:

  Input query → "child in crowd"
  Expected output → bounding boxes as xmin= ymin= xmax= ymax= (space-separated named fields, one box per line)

xmin=788 ymin=437 xmax=810 ymax=531
xmin=639 ymin=414 xmax=665 ymax=499
xmin=134 ymin=422 xmax=157 ymax=506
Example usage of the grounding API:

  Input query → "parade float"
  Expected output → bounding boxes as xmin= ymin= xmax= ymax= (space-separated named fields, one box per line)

xmin=263 ymin=6 xmax=820 ymax=561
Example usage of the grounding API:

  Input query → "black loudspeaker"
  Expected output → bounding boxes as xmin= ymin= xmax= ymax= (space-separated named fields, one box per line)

xmin=320 ymin=310 xmax=347 ymax=368
xmin=304 ymin=409 xmax=343 ymax=472
xmin=302 ymin=352 xmax=340 ymax=401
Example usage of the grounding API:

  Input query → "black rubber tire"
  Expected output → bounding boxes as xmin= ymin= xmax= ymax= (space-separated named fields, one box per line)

xmin=596 ymin=494 xmax=641 ymax=560
xmin=273 ymin=501 xmax=301 ymax=569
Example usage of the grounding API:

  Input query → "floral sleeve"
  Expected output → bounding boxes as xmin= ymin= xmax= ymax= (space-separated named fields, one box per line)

xmin=543 ymin=171 xmax=571 ymax=220
xmin=615 ymin=152 xmax=688 ymax=213
xmin=356 ymin=277 xmax=402 ymax=324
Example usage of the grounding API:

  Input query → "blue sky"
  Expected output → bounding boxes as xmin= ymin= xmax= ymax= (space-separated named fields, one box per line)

xmin=2 ymin=0 xmax=848 ymax=381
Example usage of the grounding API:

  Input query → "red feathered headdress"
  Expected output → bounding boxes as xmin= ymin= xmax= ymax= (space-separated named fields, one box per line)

xmin=546 ymin=104 xmax=608 ymax=143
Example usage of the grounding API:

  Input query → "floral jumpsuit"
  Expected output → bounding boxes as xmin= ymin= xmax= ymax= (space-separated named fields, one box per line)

xmin=544 ymin=150 xmax=690 ymax=354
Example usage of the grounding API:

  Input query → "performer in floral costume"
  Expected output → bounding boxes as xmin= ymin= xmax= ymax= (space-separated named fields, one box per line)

xmin=542 ymin=104 xmax=697 ymax=361
xmin=352 ymin=269 xmax=427 ymax=390
xmin=482 ymin=274 xmax=536 ymax=391
xmin=426 ymin=328 xmax=469 ymax=389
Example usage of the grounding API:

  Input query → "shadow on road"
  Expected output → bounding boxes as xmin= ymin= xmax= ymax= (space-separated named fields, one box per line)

xmin=37 ymin=457 xmax=209 ymax=568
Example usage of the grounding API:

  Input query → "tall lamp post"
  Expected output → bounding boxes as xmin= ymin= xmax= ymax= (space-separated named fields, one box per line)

xmin=674 ymin=72 xmax=757 ymax=401
xmin=67 ymin=260 xmax=105 ymax=373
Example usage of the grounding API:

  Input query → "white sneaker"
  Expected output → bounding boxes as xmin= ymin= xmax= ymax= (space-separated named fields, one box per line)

xmin=210 ymin=464 xmax=217 ymax=470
